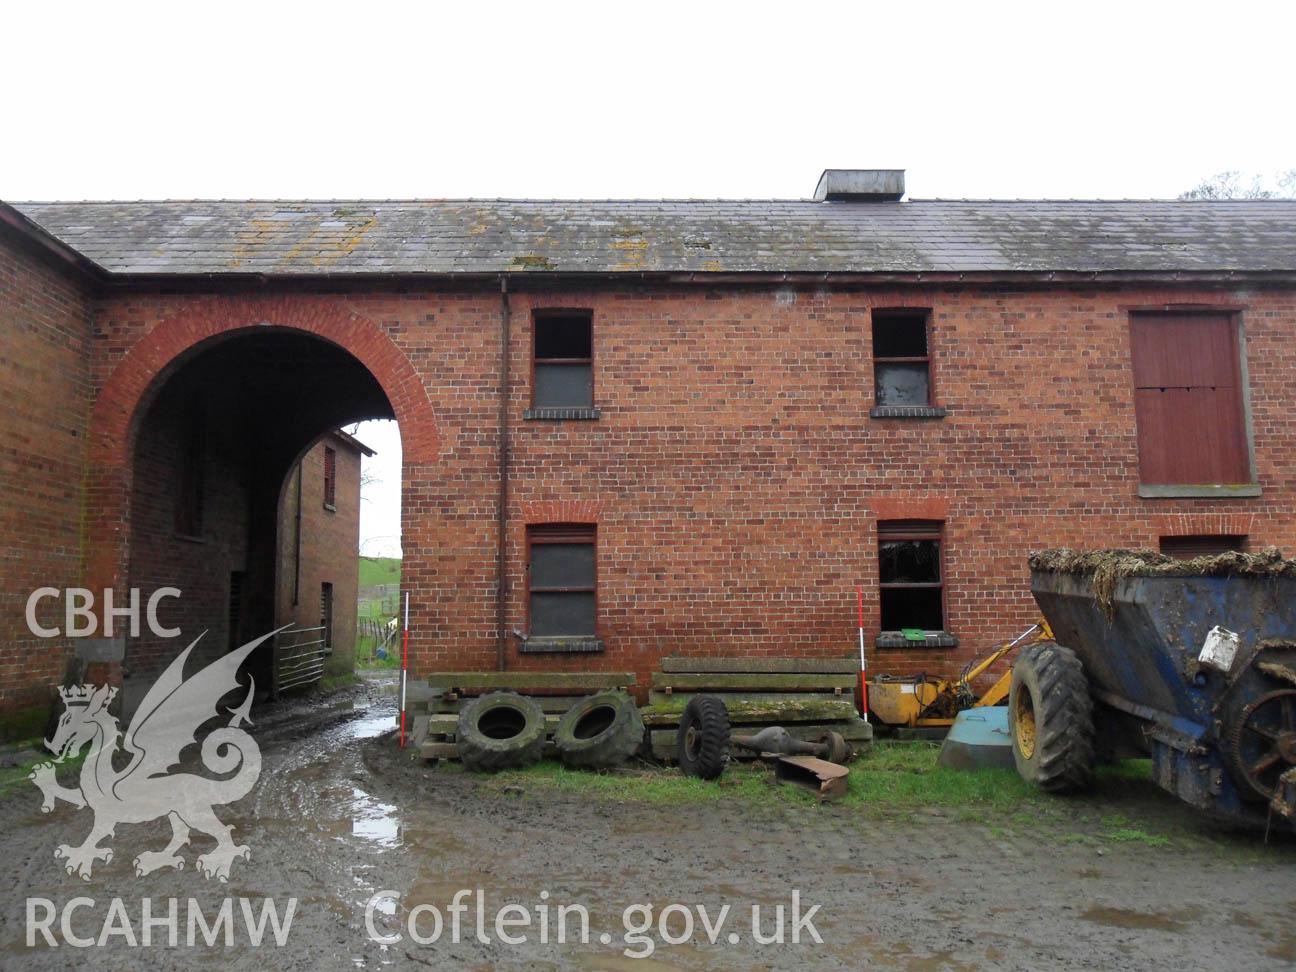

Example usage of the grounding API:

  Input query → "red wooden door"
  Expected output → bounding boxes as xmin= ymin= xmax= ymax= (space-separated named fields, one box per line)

xmin=1129 ymin=313 xmax=1250 ymax=485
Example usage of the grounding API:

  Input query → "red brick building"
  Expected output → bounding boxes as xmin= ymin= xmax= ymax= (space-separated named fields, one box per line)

xmin=1 ymin=169 xmax=1293 ymax=726
xmin=275 ymin=431 xmax=372 ymax=690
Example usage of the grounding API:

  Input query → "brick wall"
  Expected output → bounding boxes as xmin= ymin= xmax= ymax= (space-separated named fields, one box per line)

xmin=277 ymin=434 xmax=364 ymax=678
xmin=58 ymin=281 xmax=1296 ymax=703
xmin=123 ymin=368 xmax=254 ymax=706
xmin=0 ymin=231 xmax=92 ymax=723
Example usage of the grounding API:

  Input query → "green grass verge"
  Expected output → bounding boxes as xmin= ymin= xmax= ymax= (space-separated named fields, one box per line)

xmin=447 ymin=741 xmax=1291 ymax=854
xmin=0 ymin=745 xmax=88 ymax=798
xmin=469 ymin=740 xmax=1132 ymax=813
xmin=319 ymin=672 xmax=362 ymax=693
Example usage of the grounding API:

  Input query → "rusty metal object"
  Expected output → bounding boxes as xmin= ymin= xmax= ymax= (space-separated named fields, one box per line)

xmin=731 ymin=725 xmax=855 ymax=763
xmin=774 ymin=756 xmax=850 ymax=800
xmin=1224 ymin=689 xmax=1296 ymax=803
xmin=1258 ymin=661 xmax=1296 ymax=688
xmin=1269 ymin=768 xmax=1296 ymax=822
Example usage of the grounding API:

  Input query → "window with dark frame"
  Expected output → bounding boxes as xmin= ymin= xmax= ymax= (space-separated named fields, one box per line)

xmin=533 ymin=312 xmax=593 ymax=409
xmin=320 ymin=582 xmax=334 ymax=653
xmin=878 ymin=520 xmax=945 ymax=633
xmin=175 ymin=396 xmax=206 ymax=537
xmin=1159 ymin=535 xmax=1248 ymax=559
xmin=872 ymin=310 xmax=933 ymax=407
xmin=323 ymin=446 xmax=337 ymax=509
xmin=527 ymin=524 xmax=596 ymax=638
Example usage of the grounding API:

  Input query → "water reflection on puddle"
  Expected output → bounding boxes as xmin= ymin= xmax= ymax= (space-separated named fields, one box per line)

xmin=349 ymin=786 xmax=401 ymax=846
xmin=345 ymin=711 xmax=397 ymax=741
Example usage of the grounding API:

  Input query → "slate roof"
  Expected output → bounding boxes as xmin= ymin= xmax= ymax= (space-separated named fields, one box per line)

xmin=9 ymin=199 xmax=1296 ymax=277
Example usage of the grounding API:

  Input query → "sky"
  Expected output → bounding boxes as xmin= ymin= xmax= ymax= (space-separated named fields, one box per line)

xmin=5 ymin=0 xmax=1292 ymax=557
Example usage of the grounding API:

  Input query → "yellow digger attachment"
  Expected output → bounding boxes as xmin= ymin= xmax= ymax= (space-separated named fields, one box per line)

xmin=866 ymin=621 xmax=1051 ymax=729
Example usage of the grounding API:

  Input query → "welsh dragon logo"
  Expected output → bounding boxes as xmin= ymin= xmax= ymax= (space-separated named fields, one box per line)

xmin=29 ymin=631 xmax=271 ymax=882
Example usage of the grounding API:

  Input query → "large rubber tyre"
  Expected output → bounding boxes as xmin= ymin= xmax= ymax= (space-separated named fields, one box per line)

xmin=455 ymin=692 xmax=546 ymax=772
xmin=676 ymin=695 xmax=730 ymax=780
xmin=553 ymin=691 xmax=645 ymax=770
xmin=1009 ymin=641 xmax=1096 ymax=793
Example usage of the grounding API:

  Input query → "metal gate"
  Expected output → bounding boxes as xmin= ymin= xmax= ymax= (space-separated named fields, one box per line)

xmin=274 ymin=625 xmax=328 ymax=695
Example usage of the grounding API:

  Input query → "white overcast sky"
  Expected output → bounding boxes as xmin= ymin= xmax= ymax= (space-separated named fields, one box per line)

xmin=5 ymin=0 xmax=1292 ymax=557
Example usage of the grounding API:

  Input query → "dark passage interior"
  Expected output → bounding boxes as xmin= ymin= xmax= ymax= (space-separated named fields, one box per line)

xmin=124 ymin=328 xmax=395 ymax=713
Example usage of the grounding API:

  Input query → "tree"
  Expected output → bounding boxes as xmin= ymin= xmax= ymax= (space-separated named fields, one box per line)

xmin=1179 ymin=170 xmax=1296 ymax=200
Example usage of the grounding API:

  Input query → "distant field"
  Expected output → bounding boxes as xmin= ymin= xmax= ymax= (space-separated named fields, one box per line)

xmin=357 ymin=556 xmax=401 ymax=668
xmin=358 ymin=556 xmax=401 ymax=588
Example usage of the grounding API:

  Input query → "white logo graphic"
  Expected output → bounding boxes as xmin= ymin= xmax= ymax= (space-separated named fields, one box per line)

xmin=29 ymin=631 xmax=271 ymax=883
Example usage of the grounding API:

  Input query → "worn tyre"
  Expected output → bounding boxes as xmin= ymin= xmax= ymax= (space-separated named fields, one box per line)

xmin=456 ymin=692 xmax=546 ymax=772
xmin=553 ymin=692 xmax=645 ymax=770
xmin=676 ymin=695 xmax=730 ymax=780
xmin=1010 ymin=641 xmax=1095 ymax=793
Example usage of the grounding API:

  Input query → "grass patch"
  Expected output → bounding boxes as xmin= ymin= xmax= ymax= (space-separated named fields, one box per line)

xmin=468 ymin=741 xmax=1148 ymax=815
xmin=0 ymin=745 xmax=88 ymax=799
xmin=477 ymin=760 xmax=794 ymax=807
xmin=358 ymin=556 xmax=401 ymax=588
xmin=356 ymin=557 xmax=401 ymax=669
xmin=319 ymin=672 xmax=362 ymax=693
xmin=448 ymin=742 xmax=1211 ymax=849
xmin=1105 ymin=827 xmax=1171 ymax=847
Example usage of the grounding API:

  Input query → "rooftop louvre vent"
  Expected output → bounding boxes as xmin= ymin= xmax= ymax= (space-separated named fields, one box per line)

xmin=813 ymin=169 xmax=905 ymax=202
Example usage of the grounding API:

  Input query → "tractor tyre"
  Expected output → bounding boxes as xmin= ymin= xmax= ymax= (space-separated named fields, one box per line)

xmin=553 ymin=692 xmax=645 ymax=770
xmin=676 ymin=695 xmax=730 ymax=780
xmin=455 ymin=692 xmax=547 ymax=772
xmin=1009 ymin=641 xmax=1096 ymax=793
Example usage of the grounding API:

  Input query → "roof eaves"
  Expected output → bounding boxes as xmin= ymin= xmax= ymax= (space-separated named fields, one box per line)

xmin=0 ymin=201 xmax=110 ymax=282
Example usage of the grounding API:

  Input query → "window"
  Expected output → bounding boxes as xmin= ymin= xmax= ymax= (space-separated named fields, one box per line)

xmin=320 ymin=582 xmax=334 ymax=653
xmin=1130 ymin=313 xmax=1251 ymax=486
xmin=533 ymin=311 xmax=593 ymax=409
xmin=1160 ymin=535 xmax=1248 ymax=559
xmin=878 ymin=520 xmax=945 ymax=633
xmin=872 ymin=310 xmax=933 ymax=408
xmin=527 ymin=525 xmax=596 ymax=638
xmin=323 ymin=446 xmax=337 ymax=509
xmin=175 ymin=396 xmax=205 ymax=537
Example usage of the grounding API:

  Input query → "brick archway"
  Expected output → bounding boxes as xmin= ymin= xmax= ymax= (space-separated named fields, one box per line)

xmin=84 ymin=295 xmax=440 ymax=594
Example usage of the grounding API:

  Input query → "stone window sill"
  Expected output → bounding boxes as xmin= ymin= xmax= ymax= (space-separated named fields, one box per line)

xmin=869 ymin=405 xmax=947 ymax=419
xmin=523 ymin=407 xmax=601 ymax=421
xmin=518 ymin=636 xmax=605 ymax=654
xmin=323 ymin=502 xmax=337 ymax=513
xmin=875 ymin=631 xmax=959 ymax=649
xmin=1138 ymin=483 xmax=1262 ymax=499
xmin=174 ymin=533 xmax=206 ymax=544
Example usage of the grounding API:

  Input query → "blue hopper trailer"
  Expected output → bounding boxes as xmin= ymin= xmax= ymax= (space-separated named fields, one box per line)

xmin=1010 ymin=548 xmax=1296 ymax=830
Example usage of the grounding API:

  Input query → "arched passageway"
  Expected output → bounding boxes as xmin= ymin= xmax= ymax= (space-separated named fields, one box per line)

xmin=121 ymin=328 xmax=398 ymax=711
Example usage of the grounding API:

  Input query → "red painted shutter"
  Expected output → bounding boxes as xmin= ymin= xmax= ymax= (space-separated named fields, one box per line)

xmin=1129 ymin=313 xmax=1250 ymax=484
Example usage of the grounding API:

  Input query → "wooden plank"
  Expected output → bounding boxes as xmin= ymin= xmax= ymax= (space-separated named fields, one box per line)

xmin=641 ymin=696 xmax=858 ymax=727
xmin=427 ymin=696 xmax=584 ymax=716
xmin=425 ymin=672 xmax=635 ymax=691
xmin=427 ymin=713 xmax=563 ymax=736
xmin=648 ymin=690 xmax=845 ymax=707
xmin=650 ymin=672 xmax=855 ymax=692
xmin=660 ymin=656 xmax=859 ymax=675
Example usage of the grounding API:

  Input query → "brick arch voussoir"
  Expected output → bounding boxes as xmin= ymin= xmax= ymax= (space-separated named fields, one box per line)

xmin=85 ymin=297 xmax=440 ymax=591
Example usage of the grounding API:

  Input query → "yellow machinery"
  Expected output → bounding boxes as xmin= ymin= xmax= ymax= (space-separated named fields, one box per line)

xmin=867 ymin=621 xmax=1053 ymax=729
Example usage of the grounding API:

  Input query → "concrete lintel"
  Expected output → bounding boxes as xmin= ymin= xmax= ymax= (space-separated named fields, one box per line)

xmin=1138 ymin=484 xmax=1263 ymax=499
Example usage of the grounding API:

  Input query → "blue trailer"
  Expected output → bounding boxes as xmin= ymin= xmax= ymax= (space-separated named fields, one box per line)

xmin=1011 ymin=549 xmax=1296 ymax=829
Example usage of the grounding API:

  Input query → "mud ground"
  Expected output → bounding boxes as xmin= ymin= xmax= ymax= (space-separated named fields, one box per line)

xmin=2 ymin=677 xmax=1293 ymax=971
